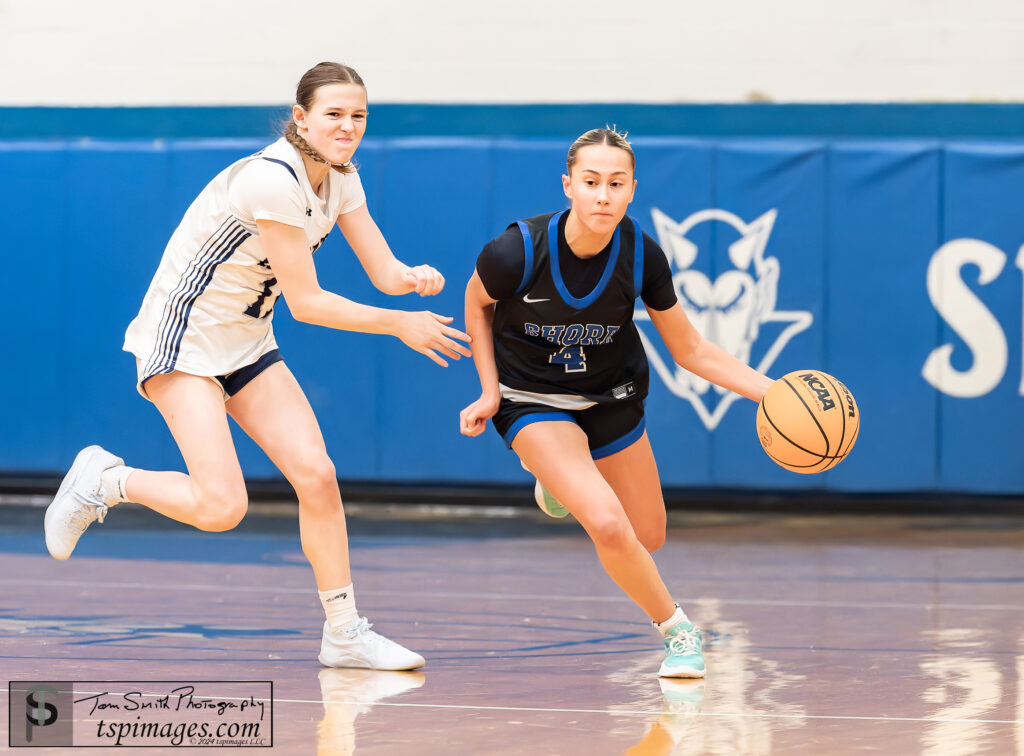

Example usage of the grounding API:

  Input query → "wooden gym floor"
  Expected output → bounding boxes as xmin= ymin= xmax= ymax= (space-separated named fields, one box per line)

xmin=2 ymin=499 xmax=1023 ymax=754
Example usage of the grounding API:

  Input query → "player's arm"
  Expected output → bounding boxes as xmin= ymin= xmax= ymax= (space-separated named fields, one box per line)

xmin=336 ymin=204 xmax=444 ymax=297
xmin=460 ymin=271 xmax=501 ymax=436
xmin=646 ymin=302 xmax=773 ymax=402
xmin=257 ymin=218 xmax=470 ymax=366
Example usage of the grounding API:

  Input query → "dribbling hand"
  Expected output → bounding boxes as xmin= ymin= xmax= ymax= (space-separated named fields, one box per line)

xmin=401 ymin=265 xmax=445 ymax=297
xmin=396 ymin=311 xmax=472 ymax=367
xmin=460 ymin=394 xmax=500 ymax=436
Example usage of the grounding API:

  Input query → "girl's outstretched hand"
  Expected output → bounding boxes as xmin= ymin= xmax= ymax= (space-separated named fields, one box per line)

xmin=396 ymin=311 xmax=471 ymax=367
xmin=401 ymin=265 xmax=445 ymax=296
xmin=460 ymin=393 xmax=500 ymax=436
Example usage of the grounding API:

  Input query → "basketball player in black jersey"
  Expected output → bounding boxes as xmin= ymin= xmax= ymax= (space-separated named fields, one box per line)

xmin=459 ymin=128 xmax=774 ymax=678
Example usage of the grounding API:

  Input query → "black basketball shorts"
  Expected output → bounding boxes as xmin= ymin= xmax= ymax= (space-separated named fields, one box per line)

xmin=492 ymin=398 xmax=646 ymax=460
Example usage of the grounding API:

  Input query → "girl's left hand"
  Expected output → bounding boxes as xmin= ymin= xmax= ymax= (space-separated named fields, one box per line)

xmin=401 ymin=265 xmax=445 ymax=296
xmin=460 ymin=393 xmax=500 ymax=437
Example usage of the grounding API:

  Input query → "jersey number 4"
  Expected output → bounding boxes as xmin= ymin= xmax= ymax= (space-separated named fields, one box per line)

xmin=549 ymin=346 xmax=587 ymax=373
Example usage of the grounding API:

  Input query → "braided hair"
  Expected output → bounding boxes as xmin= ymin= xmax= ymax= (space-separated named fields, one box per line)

xmin=283 ymin=121 xmax=356 ymax=174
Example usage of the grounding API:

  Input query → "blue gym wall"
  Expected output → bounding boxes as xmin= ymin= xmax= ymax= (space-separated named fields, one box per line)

xmin=2 ymin=107 xmax=1023 ymax=494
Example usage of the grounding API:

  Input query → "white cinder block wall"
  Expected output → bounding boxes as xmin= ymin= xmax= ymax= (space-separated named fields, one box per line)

xmin=1 ymin=0 xmax=1022 ymax=104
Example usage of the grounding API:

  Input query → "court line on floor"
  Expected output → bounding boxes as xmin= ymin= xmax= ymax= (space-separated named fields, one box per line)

xmin=2 ymin=577 xmax=1022 ymax=613
xmin=0 ymin=687 xmax=1018 ymax=726
xmin=262 ymin=696 xmax=1024 ymax=725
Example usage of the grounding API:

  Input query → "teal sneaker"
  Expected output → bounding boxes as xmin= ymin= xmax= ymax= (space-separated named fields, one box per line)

xmin=534 ymin=480 xmax=570 ymax=518
xmin=520 ymin=460 xmax=569 ymax=518
xmin=657 ymin=621 xmax=705 ymax=678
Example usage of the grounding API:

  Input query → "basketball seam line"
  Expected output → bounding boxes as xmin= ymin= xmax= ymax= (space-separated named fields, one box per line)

xmin=761 ymin=409 xmax=828 ymax=463
xmin=761 ymin=398 xmax=829 ymax=467
xmin=762 ymin=445 xmax=838 ymax=469
xmin=820 ymin=372 xmax=847 ymax=460
xmin=815 ymin=371 xmax=852 ymax=470
xmin=781 ymin=377 xmax=831 ymax=457
xmin=835 ymin=379 xmax=859 ymax=459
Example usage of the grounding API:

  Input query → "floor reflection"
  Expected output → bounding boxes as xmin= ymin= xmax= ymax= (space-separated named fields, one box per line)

xmin=919 ymin=628 xmax=1002 ymax=756
xmin=611 ymin=601 xmax=806 ymax=755
xmin=316 ymin=669 xmax=426 ymax=756
xmin=1017 ymin=648 xmax=1024 ymax=755
xmin=625 ymin=680 xmax=706 ymax=756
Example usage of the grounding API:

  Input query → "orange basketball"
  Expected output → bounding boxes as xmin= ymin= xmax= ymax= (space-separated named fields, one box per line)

xmin=756 ymin=370 xmax=859 ymax=474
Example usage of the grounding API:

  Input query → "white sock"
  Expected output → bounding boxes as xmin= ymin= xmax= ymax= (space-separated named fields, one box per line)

xmin=654 ymin=605 xmax=689 ymax=635
xmin=319 ymin=584 xmax=358 ymax=631
xmin=100 ymin=465 xmax=136 ymax=505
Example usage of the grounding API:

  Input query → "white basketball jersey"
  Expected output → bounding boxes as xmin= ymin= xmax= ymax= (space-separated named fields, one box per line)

xmin=124 ymin=138 xmax=365 ymax=387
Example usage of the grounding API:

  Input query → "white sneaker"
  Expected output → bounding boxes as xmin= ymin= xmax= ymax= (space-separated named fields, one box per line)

xmin=318 ymin=618 xmax=425 ymax=671
xmin=44 ymin=445 xmax=123 ymax=561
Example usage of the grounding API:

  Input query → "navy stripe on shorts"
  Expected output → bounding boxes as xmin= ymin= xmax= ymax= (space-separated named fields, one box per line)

xmin=216 ymin=349 xmax=284 ymax=397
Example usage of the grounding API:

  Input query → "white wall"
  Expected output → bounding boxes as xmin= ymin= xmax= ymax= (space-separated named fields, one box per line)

xmin=1 ymin=0 xmax=1022 ymax=105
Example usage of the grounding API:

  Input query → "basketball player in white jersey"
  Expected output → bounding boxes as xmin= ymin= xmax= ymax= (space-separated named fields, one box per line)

xmin=44 ymin=62 xmax=471 ymax=671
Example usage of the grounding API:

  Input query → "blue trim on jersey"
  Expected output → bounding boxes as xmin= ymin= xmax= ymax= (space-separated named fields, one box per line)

xmin=513 ymin=221 xmax=533 ymax=296
xmin=548 ymin=210 xmax=621 ymax=310
xmin=261 ymin=157 xmax=299 ymax=184
xmin=502 ymin=411 xmax=575 ymax=447
xmin=630 ymin=216 xmax=644 ymax=299
xmin=143 ymin=220 xmax=252 ymax=379
xmin=590 ymin=416 xmax=646 ymax=460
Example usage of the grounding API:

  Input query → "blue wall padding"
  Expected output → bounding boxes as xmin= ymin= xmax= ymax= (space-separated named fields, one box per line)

xmin=938 ymin=144 xmax=1024 ymax=493
xmin=824 ymin=144 xmax=942 ymax=492
xmin=2 ymin=137 xmax=1022 ymax=493
xmin=5 ymin=105 xmax=1024 ymax=139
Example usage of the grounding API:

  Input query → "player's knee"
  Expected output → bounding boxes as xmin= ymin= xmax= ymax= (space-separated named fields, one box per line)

xmin=290 ymin=455 xmax=338 ymax=500
xmin=638 ymin=529 xmax=666 ymax=553
xmin=587 ymin=512 xmax=634 ymax=552
xmin=637 ymin=511 xmax=666 ymax=552
xmin=194 ymin=487 xmax=248 ymax=531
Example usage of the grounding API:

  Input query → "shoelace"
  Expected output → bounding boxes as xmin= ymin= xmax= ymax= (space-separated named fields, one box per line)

xmin=66 ymin=492 xmax=107 ymax=534
xmin=343 ymin=617 xmax=374 ymax=639
xmin=340 ymin=618 xmax=400 ymax=653
xmin=667 ymin=627 xmax=701 ymax=656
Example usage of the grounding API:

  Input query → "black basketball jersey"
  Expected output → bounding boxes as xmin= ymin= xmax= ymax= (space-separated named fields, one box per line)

xmin=492 ymin=210 xmax=649 ymax=405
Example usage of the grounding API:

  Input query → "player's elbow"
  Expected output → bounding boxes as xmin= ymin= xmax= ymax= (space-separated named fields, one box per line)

xmin=375 ymin=277 xmax=405 ymax=296
xmin=670 ymin=335 xmax=704 ymax=370
xmin=285 ymin=292 xmax=323 ymax=324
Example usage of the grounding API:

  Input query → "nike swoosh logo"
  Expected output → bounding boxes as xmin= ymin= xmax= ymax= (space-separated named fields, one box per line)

xmin=522 ymin=294 xmax=549 ymax=303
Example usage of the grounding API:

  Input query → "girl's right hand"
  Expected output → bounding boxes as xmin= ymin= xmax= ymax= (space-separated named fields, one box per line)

xmin=396 ymin=311 xmax=472 ymax=367
xmin=460 ymin=393 xmax=500 ymax=436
